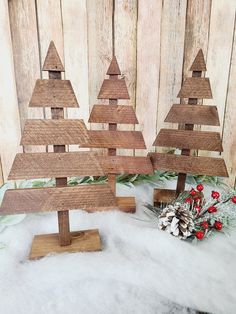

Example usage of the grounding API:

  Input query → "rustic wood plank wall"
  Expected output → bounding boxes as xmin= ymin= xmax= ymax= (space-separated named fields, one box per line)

xmin=1 ymin=0 xmax=236 ymax=187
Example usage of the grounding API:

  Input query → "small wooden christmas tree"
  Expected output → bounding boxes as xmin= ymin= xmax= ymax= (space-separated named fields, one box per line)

xmin=0 ymin=41 xmax=118 ymax=259
xmin=81 ymin=57 xmax=153 ymax=212
xmin=149 ymin=49 xmax=228 ymax=205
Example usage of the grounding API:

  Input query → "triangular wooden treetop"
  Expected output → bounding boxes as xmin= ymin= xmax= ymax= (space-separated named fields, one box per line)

xmin=42 ymin=41 xmax=65 ymax=72
xmin=82 ymin=56 xmax=153 ymax=212
xmin=0 ymin=42 xmax=118 ymax=259
xmin=149 ymin=49 xmax=228 ymax=204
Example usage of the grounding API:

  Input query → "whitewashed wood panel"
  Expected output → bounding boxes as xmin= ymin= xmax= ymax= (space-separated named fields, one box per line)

xmin=114 ymin=0 xmax=137 ymax=156
xmin=0 ymin=0 xmax=22 ymax=181
xmin=135 ymin=0 xmax=162 ymax=156
xmin=8 ymin=0 xmax=44 ymax=153
xmin=156 ymin=0 xmax=187 ymax=151
xmin=222 ymin=15 xmax=236 ymax=188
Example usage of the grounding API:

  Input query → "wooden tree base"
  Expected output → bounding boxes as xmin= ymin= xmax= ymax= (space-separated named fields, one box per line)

xmin=117 ymin=197 xmax=136 ymax=213
xmin=153 ymin=189 xmax=178 ymax=207
xmin=29 ymin=229 xmax=101 ymax=260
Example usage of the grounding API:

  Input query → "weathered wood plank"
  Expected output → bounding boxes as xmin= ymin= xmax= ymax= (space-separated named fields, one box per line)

xmin=8 ymin=0 xmax=44 ymax=153
xmin=222 ymin=15 xmax=236 ymax=188
xmin=81 ymin=130 xmax=146 ymax=149
xmin=177 ymin=78 xmax=212 ymax=99
xmin=21 ymin=119 xmax=89 ymax=145
xmin=0 ymin=0 xmax=22 ymax=181
xmin=61 ymin=0 xmax=90 ymax=132
xmin=0 ymin=184 xmax=118 ymax=215
xmin=42 ymin=41 xmax=64 ymax=72
xmin=154 ymin=129 xmax=223 ymax=152
xmin=98 ymin=79 xmax=130 ymax=99
xmin=29 ymin=79 xmax=79 ymax=108
xmin=149 ymin=153 xmax=228 ymax=177
xmin=203 ymin=0 xmax=236 ymax=132
xmin=156 ymin=0 xmax=187 ymax=140
xmin=165 ymin=104 xmax=220 ymax=126
xmin=114 ymin=0 xmax=137 ymax=156
xmin=8 ymin=152 xmax=105 ymax=180
xmin=89 ymin=105 xmax=138 ymax=124
xmin=29 ymin=229 xmax=102 ymax=260
xmin=135 ymin=0 xmax=162 ymax=156
xmin=98 ymin=155 xmax=153 ymax=174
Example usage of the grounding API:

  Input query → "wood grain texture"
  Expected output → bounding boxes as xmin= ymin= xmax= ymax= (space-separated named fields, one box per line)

xmin=114 ymin=0 xmax=137 ymax=157
xmin=203 ymin=0 xmax=236 ymax=132
xmin=29 ymin=79 xmax=79 ymax=108
xmin=106 ymin=56 xmax=121 ymax=75
xmin=0 ymin=184 xmax=118 ymax=215
xmin=21 ymin=119 xmax=89 ymax=145
xmin=8 ymin=152 xmax=105 ymax=180
xmin=87 ymin=0 xmax=113 ymax=142
xmin=222 ymin=17 xmax=236 ymax=187
xmin=98 ymin=155 xmax=153 ymax=174
xmin=98 ymin=79 xmax=130 ymax=99
xmin=81 ymin=130 xmax=146 ymax=149
xmin=61 ymin=0 xmax=90 ymax=134
xmin=8 ymin=0 xmax=45 ymax=153
xmin=42 ymin=41 xmax=64 ymax=72
xmin=89 ymin=104 xmax=138 ymax=124
xmin=165 ymin=104 xmax=220 ymax=126
xmin=155 ymin=0 xmax=187 ymax=140
xmin=154 ymin=129 xmax=223 ymax=152
xmin=149 ymin=153 xmax=228 ymax=177
xmin=135 ymin=0 xmax=162 ymax=156
xmin=190 ymin=49 xmax=207 ymax=71
xmin=0 ymin=0 xmax=22 ymax=181
xmin=29 ymin=229 xmax=102 ymax=260
xmin=154 ymin=189 xmax=177 ymax=205
xmin=116 ymin=197 xmax=136 ymax=213
xmin=177 ymin=77 xmax=212 ymax=99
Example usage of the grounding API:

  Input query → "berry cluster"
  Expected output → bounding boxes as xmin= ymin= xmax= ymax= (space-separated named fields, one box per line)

xmin=184 ymin=184 xmax=236 ymax=241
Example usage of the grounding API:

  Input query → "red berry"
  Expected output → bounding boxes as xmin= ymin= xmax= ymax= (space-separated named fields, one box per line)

xmin=207 ymin=206 xmax=217 ymax=213
xmin=194 ymin=205 xmax=201 ymax=213
xmin=194 ymin=197 xmax=201 ymax=204
xmin=211 ymin=191 xmax=220 ymax=199
xmin=231 ymin=196 xmax=236 ymax=204
xmin=190 ymin=189 xmax=197 ymax=196
xmin=214 ymin=221 xmax=222 ymax=230
xmin=185 ymin=197 xmax=192 ymax=203
xmin=197 ymin=184 xmax=204 ymax=192
xmin=201 ymin=221 xmax=209 ymax=229
xmin=195 ymin=231 xmax=204 ymax=240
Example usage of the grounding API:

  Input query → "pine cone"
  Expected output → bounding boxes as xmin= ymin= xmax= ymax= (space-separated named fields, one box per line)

xmin=158 ymin=203 xmax=194 ymax=239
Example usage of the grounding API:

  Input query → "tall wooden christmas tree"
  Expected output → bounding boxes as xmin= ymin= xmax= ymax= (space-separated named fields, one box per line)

xmin=0 ymin=41 xmax=118 ymax=259
xmin=81 ymin=57 xmax=153 ymax=212
xmin=149 ymin=49 xmax=228 ymax=205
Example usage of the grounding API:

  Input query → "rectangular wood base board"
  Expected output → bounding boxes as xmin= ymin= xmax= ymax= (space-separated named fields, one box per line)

xmin=116 ymin=197 xmax=136 ymax=213
xmin=154 ymin=189 xmax=177 ymax=207
xmin=29 ymin=229 xmax=101 ymax=260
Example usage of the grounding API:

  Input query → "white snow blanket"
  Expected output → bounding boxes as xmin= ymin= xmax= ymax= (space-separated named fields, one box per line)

xmin=0 ymin=181 xmax=235 ymax=314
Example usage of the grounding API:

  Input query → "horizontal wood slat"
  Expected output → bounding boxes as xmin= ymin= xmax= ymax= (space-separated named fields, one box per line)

xmin=154 ymin=128 xmax=223 ymax=152
xmin=80 ymin=130 xmax=146 ymax=149
xmin=98 ymin=79 xmax=130 ymax=99
xmin=165 ymin=104 xmax=220 ymax=126
xmin=29 ymin=79 xmax=78 ymax=107
xmin=8 ymin=152 xmax=105 ymax=180
xmin=98 ymin=156 xmax=153 ymax=174
xmin=177 ymin=77 xmax=212 ymax=99
xmin=0 ymin=184 xmax=118 ymax=215
xmin=89 ymin=104 xmax=138 ymax=124
xmin=149 ymin=153 xmax=228 ymax=177
xmin=21 ymin=119 xmax=89 ymax=145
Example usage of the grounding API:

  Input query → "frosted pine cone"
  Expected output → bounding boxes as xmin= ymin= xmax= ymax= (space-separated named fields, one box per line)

xmin=158 ymin=203 xmax=194 ymax=239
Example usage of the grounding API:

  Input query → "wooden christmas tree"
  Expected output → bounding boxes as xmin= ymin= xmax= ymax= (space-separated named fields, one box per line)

xmin=80 ymin=57 xmax=153 ymax=212
xmin=0 ymin=41 xmax=118 ymax=259
xmin=149 ymin=49 xmax=228 ymax=205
